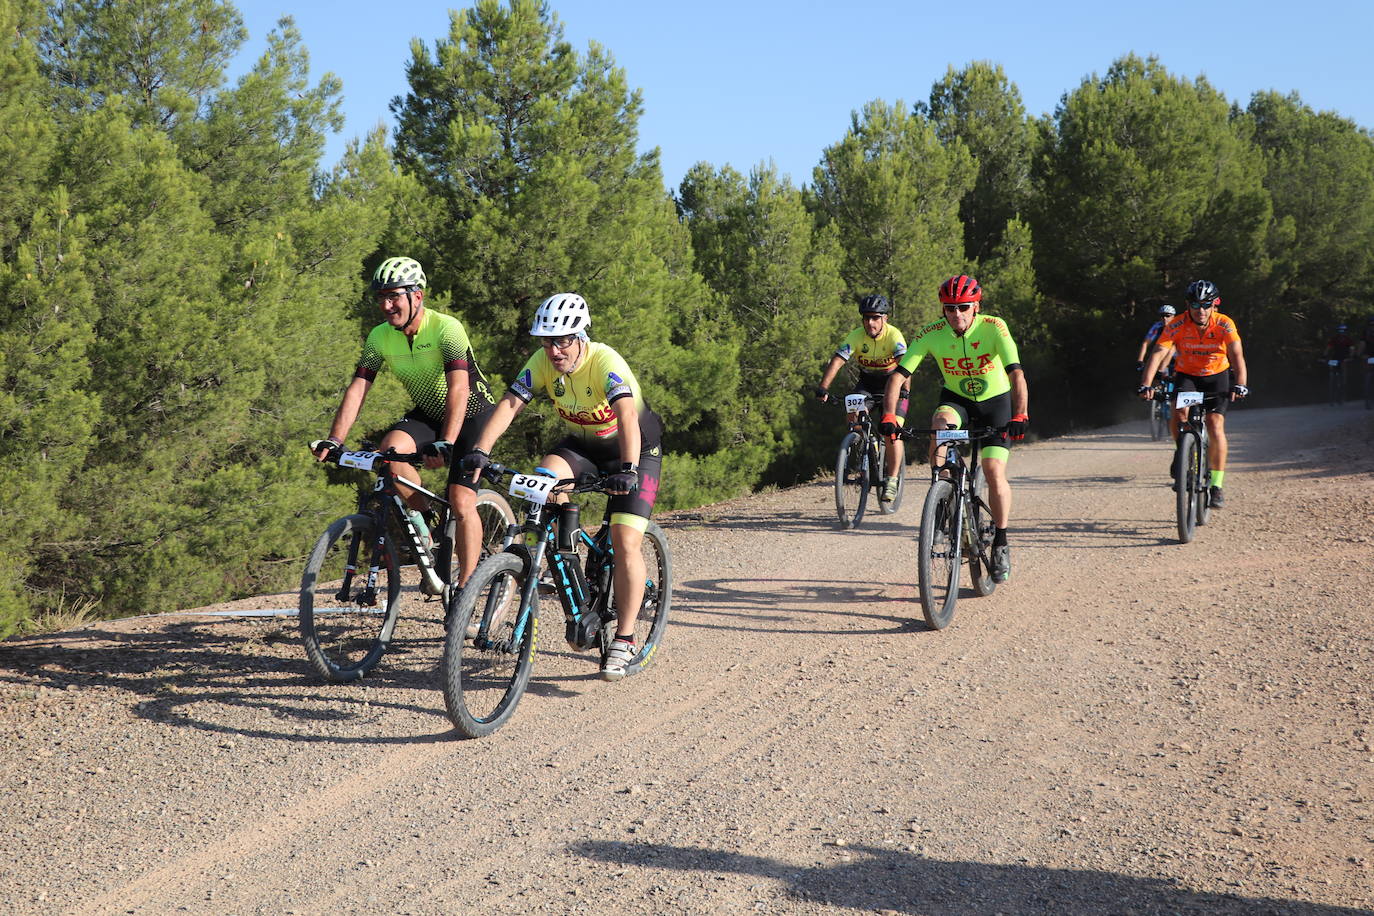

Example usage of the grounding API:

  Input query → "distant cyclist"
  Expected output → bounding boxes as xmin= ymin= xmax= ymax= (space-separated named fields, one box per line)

xmin=881 ymin=275 xmax=1029 ymax=583
xmin=1326 ymin=324 xmax=1356 ymax=362
xmin=1136 ymin=305 xmax=1178 ymax=378
xmin=461 ymin=293 xmax=663 ymax=681
xmin=312 ymin=257 xmax=497 ymax=590
xmin=1138 ymin=279 xmax=1249 ymax=509
xmin=815 ymin=294 xmax=909 ymax=502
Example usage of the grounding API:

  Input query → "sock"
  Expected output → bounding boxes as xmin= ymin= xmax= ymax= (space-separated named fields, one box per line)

xmin=992 ymin=527 xmax=1008 ymax=548
xmin=613 ymin=633 xmax=635 ymax=644
xmin=1210 ymin=470 xmax=1225 ymax=488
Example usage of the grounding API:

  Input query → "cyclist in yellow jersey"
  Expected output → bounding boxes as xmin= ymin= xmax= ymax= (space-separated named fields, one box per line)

xmin=815 ymin=294 xmax=910 ymax=502
xmin=881 ymin=275 xmax=1029 ymax=583
xmin=311 ymin=257 xmax=496 ymax=589
xmin=462 ymin=293 xmax=664 ymax=681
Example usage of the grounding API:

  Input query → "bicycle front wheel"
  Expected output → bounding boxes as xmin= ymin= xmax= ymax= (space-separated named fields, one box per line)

xmin=834 ymin=431 xmax=870 ymax=529
xmin=1195 ymin=438 xmax=1212 ymax=528
xmin=918 ymin=479 xmax=961 ymax=630
xmin=597 ymin=521 xmax=673 ymax=677
xmin=877 ymin=437 xmax=905 ymax=514
xmin=299 ymin=514 xmax=401 ymax=682
xmin=447 ymin=489 xmax=516 ymax=585
xmin=443 ymin=552 xmax=535 ymax=738
xmin=1175 ymin=435 xmax=1198 ymax=544
xmin=1150 ymin=400 xmax=1167 ymax=441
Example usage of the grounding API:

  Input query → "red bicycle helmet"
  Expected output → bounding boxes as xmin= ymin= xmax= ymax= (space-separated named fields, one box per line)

xmin=938 ymin=275 xmax=982 ymax=304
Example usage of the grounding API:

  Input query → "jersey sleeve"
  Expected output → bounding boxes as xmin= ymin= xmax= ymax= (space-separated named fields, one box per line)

xmin=992 ymin=317 xmax=1021 ymax=367
xmin=892 ymin=328 xmax=908 ymax=359
xmin=834 ymin=328 xmax=861 ymax=362
xmin=438 ymin=316 xmax=474 ymax=372
xmin=598 ymin=347 xmax=638 ymax=403
xmin=354 ymin=326 xmax=385 ymax=381
xmin=507 ymin=351 xmax=549 ymax=403
xmin=895 ymin=329 xmax=931 ymax=376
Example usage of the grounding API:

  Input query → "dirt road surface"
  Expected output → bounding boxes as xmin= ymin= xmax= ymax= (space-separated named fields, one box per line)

xmin=2 ymin=404 xmax=1372 ymax=915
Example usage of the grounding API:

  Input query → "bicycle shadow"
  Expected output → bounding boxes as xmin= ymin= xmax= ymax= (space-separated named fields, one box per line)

xmin=1015 ymin=517 xmax=1176 ymax=549
xmin=0 ymin=618 xmax=457 ymax=745
xmin=672 ymin=578 xmax=962 ymax=636
xmin=570 ymin=839 xmax=1368 ymax=915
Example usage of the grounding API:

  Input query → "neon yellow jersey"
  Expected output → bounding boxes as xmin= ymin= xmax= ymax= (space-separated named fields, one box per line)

xmin=508 ymin=342 xmax=646 ymax=445
xmin=356 ymin=309 xmax=496 ymax=423
xmin=835 ymin=324 xmax=907 ymax=376
xmin=897 ymin=314 xmax=1022 ymax=401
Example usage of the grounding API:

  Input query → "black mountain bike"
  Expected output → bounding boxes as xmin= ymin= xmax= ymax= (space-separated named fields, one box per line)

xmin=1327 ymin=359 xmax=1347 ymax=406
xmin=1165 ymin=390 xmax=1216 ymax=544
xmin=442 ymin=463 xmax=672 ymax=738
xmin=899 ymin=426 xmax=998 ymax=630
xmin=832 ymin=393 xmax=904 ymax=528
xmin=300 ymin=443 xmax=514 ymax=682
xmin=1149 ymin=374 xmax=1174 ymax=441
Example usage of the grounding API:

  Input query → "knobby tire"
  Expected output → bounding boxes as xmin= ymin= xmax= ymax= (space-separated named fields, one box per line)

xmin=1175 ymin=434 xmax=1198 ymax=544
xmin=442 ymin=552 xmax=535 ymax=738
xmin=918 ymin=479 xmax=961 ymax=630
xmin=834 ymin=430 xmax=870 ymax=529
xmin=299 ymin=514 xmax=401 ymax=683
xmin=595 ymin=521 xmax=673 ymax=677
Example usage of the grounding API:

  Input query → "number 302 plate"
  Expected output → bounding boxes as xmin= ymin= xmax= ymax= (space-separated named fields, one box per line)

xmin=509 ymin=473 xmax=556 ymax=505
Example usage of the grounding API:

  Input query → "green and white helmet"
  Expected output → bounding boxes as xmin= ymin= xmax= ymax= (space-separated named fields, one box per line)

xmin=371 ymin=257 xmax=427 ymax=291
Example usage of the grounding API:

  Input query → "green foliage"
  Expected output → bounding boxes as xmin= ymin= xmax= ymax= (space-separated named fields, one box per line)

xmin=810 ymin=99 xmax=976 ymax=320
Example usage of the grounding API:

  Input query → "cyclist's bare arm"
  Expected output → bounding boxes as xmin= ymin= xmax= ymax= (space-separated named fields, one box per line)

xmin=317 ymin=375 xmax=373 ymax=459
xmin=1009 ymin=366 xmax=1028 ymax=417
xmin=470 ymin=392 xmax=525 ymax=457
xmin=883 ymin=367 xmax=908 ymax=418
xmin=1227 ymin=339 xmax=1248 ymax=396
xmin=1139 ymin=345 xmax=1172 ymax=395
xmin=818 ymin=354 xmax=846 ymax=392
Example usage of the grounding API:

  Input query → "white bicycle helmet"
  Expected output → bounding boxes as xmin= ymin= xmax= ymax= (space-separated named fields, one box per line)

xmin=530 ymin=293 xmax=590 ymax=336
xmin=1159 ymin=304 xmax=1176 ymax=317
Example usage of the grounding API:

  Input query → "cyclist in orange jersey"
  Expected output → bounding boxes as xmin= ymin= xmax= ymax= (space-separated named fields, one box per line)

xmin=1138 ymin=280 xmax=1249 ymax=509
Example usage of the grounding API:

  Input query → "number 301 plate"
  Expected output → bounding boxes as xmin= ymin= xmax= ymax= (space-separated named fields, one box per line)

xmin=509 ymin=473 xmax=555 ymax=505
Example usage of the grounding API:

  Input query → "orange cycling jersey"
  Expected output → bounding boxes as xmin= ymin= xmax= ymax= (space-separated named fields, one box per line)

xmin=1156 ymin=312 xmax=1241 ymax=376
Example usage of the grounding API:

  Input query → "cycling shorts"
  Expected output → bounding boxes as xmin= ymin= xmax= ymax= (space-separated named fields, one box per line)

xmin=934 ymin=388 xmax=1013 ymax=454
xmin=388 ymin=404 xmax=496 ymax=492
xmin=855 ymin=373 xmax=909 ymax=420
xmin=549 ymin=409 xmax=663 ymax=530
xmin=1174 ymin=370 xmax=1231 ymax=416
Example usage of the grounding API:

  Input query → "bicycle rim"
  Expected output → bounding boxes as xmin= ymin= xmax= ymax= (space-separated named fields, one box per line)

xmin=299 ymin=515 xmax=401 ymax=682
xmin=834 ymin=431 xmax=869 ymax=529
xmin=967 ymin=473 xmax=996 ymax=598
xmin=918 ymin=479 xmax=960 ymax=629
xmin=1175 ymin=436 xmax=1197 ymax=543
xmin=443 ymin=553 xmax=535 ymax=738
xmin=1196 ymin=438 xmax=1212 ymax=527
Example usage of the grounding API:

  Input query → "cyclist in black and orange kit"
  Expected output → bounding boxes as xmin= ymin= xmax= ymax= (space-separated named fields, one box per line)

xmin=1138 ymin=279 xmax=1249 ymax=509
xmin=312 ymin=257 xmax=497 ymax=591
xmin=881 ymin=275 xmax=1029 ymax=583
xmin=815 ymin=294 xmax=909 ymax=503
xmin=461 ymin=293 xmax=663 ymax=681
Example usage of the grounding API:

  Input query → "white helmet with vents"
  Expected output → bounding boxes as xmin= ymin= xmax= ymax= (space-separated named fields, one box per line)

xmin=530 ymin=293 xmax=590 ymax=336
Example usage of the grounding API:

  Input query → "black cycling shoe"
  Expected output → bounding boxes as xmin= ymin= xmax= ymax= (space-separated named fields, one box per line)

xmin=1209 ymin=486 xmax=1225 ymax=509
xmin=990 ymin=545 xmax=1011 ymax=583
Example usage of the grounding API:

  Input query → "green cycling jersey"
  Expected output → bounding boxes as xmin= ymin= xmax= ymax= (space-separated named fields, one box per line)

xmin=895 ymin=314 xmax=1022 ymax=401
xmin=355 ymin=308 xmax=496 ymax=422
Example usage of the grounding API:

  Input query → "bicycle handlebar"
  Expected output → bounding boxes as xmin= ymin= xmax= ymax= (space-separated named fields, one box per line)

xmin=309 ymin=441 xmax=426 ymax=468
xmin=479 ymin=461 xmax=615 ymax=496
xmin=895 ymin=425 xmax=1001 ymax=442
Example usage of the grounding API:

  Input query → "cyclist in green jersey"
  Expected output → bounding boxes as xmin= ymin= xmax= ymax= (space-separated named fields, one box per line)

xmin=815 ymin=294 xmax=910 ymax=502
xmin=312 ymin=257 xmax=497 ymax=589
xmin=881 ymin=275 xmax=1029 ymax=582
xmin=461 ymin=293 xmax=664 ymax=681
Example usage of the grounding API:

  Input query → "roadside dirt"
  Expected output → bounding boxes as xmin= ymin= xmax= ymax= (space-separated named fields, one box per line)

xmin=2 ymin=404 xmax=1372 ymax=916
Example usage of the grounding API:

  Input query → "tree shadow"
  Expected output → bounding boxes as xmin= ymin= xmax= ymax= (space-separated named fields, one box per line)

xmin=571 ymin=840 xmax=1370 ymax=915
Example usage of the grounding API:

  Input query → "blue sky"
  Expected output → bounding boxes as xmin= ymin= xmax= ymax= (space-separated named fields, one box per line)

xmin=229 ymin=0 xmax=1374 ymax=189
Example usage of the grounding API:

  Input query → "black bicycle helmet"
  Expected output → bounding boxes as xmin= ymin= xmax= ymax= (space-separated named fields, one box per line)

xmin=1185 ymin=279 xmax=1218 ymax=305
xmin=858 ymin=294 xmax=891 ymax=315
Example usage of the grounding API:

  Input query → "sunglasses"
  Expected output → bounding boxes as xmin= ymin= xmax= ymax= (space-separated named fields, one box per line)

xmin=861 ymin=313 xmax=886 ymax=320
xmin=1188 ymin=302 xmax=1214 ymax=311
xmin=943 ymin=303 xmax=975 ymax=313
xmin=540 ymin=333 xmax=580 ymax=350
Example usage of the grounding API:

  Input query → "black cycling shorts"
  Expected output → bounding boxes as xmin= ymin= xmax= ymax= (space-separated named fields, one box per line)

xmin=855 ymin=372 xmax=909 ymax=419
xmin=388 ymin=404 xmax=496 ymax=492
xmin=548 ymin=409 xmax=664 ymax=522
xmin=934 ymin=389 xmax=1013 ymax=451
xmin=1174 ymin=370 xmax=1231 ymax=416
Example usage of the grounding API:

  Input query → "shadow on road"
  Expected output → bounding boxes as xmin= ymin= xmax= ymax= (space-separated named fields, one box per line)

xmin=571 ymin=839 xmax=1369 ymax=915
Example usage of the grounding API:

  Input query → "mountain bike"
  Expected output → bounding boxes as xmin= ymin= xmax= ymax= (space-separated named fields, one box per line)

xmin=1327 ymin=358 xmax=1347 ymax=406
xmin=442 ymin=463 xmax=672 ymax=738
xmin=832 ymin=393 xmax=904 ymax=528
xmin=1166 ymin=390 xmax=1216 ymax=544
xmin=300 ymin=443 xmax=515 ymax=682
xmin=1148 ymin=374 xmax=1174 ymax=441
xmin=898 ymin=425 xmax=998 ymax=630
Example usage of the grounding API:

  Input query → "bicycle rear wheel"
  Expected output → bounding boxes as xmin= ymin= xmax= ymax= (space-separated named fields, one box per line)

xmin=877 ymin=437 xmax=905 ymax=514
xmin=967 ymin=472 xmax=997 ymax=598
xmin=834 ymin=431 xmax=870 ymax=529
xmin=447 ymin=489 xmax=516 ymax=584
xmin=597 ymin=521 xmax=673 ymax=676
xmin=1175 ymin=435 xmax=1198 ymax=544
xmin=299 ymin=514 xmax=401 ymax=682
xmin=918 ymin=479 xmax=961 ymax=630
xmin=443 ymin=552 xmax=535 ymax=738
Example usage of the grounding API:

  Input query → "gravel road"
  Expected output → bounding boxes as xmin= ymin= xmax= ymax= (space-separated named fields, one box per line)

xmin=2 ymin=403 xmax=1371 ymax=916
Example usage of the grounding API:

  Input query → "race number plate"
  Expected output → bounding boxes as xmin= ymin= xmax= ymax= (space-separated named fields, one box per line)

xmin=1329 ymin=359 xmax=1341 ymax=367
xmin=1175 ymin=391 xmax=1204 ymax=409
xmin=935 ymin=428 xmax=969 ymax=443
xmin=339 ymin=450 xmax=380 ymax=471
xmin=509 ymin=473 xmax=555 ymax=505
xmin=844 ymin=393 xmax=870 ymax=412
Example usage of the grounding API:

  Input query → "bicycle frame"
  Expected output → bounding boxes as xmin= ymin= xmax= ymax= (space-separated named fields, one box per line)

xmin=930 ymin=428 xmax=997 ymax=569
